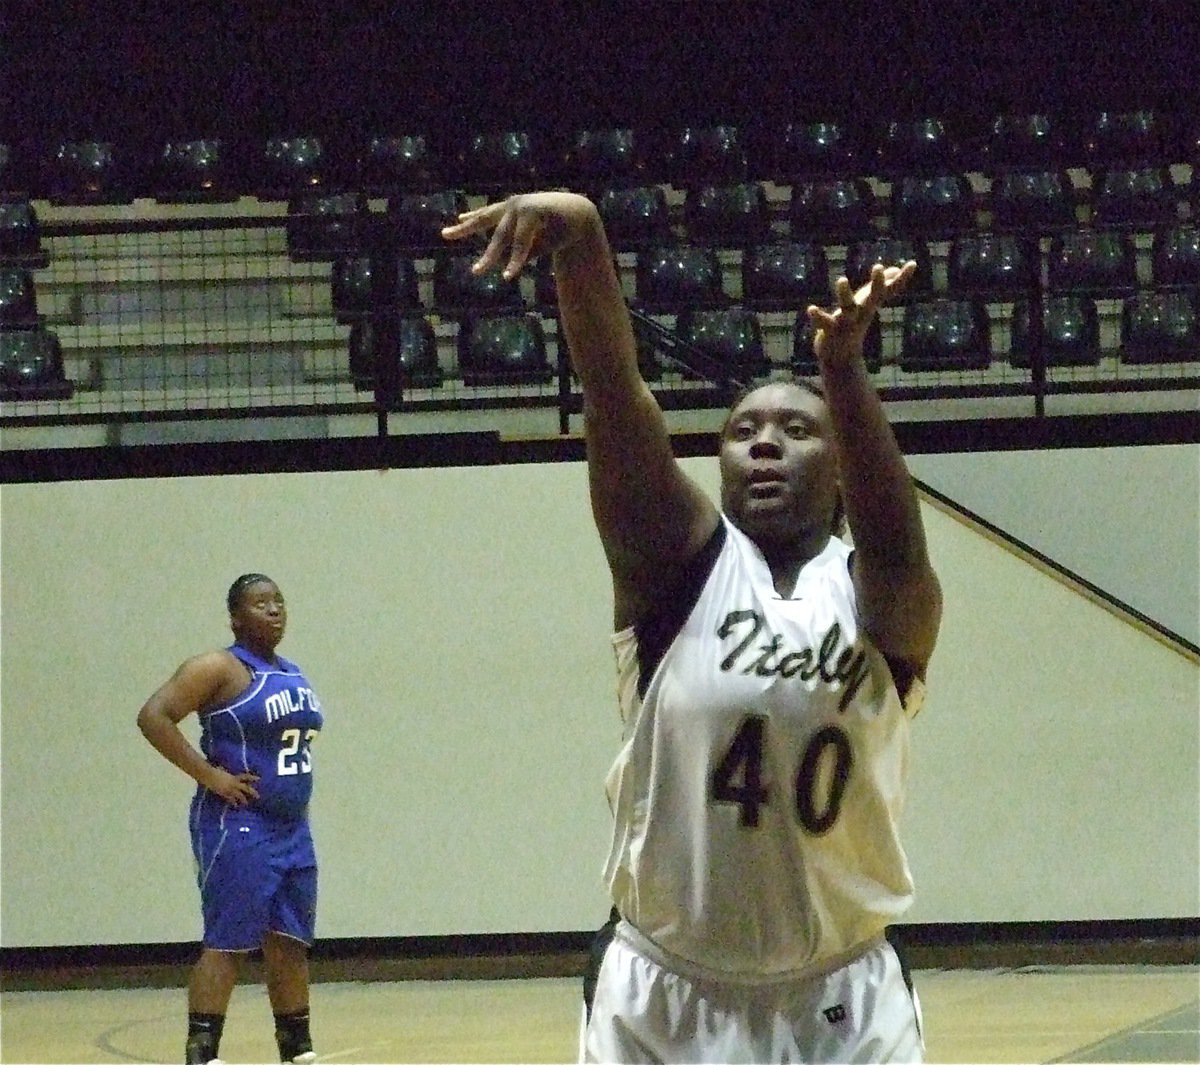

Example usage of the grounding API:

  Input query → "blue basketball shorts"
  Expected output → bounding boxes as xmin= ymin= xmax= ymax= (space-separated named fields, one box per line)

xmin=190 ymin=806 xmax=317 ymax=951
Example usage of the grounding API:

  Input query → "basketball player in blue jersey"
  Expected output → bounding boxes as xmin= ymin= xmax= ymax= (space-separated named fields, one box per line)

xmin=445 ymin=193 xmax=941 ymax=1062
xmin=138 ymin=574 xmax=323 ymax=1065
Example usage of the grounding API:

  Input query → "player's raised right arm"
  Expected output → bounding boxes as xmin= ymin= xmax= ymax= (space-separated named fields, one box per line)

xmin=443 ymin=193 xmax=718 ymax=626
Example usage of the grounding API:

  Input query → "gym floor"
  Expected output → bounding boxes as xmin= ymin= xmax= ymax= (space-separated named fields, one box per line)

xmin=2 ymin=962 xmax=1197 ymax=1063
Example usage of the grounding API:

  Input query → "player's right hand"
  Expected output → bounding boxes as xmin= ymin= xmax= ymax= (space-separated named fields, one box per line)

xmin=441 ymin=191 xmax=602 ymax=281
xmin=204 ymin=767 xmax=260 ymax=806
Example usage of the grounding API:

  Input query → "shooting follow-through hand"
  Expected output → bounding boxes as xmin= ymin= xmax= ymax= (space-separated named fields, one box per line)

xmin=807 ymin=261 xmax=917 ymax=366
xmin=440 ymin=191 xmax=601 ymax=281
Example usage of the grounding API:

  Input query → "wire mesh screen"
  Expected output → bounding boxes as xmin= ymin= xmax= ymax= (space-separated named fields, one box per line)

xmin=52 ymin=224 xmax=352 ymax=414
xmin=1 ymin=198 xmax=1197 ymax=434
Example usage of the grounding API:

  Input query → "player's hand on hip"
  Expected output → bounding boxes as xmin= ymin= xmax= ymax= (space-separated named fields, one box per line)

xmin=441 ymin=191 xmax=601 ymax=280
xmin=807 ymin=261 xmax=917 ymax=367
xmin=204 ymin=767 xmax=260 ymax=807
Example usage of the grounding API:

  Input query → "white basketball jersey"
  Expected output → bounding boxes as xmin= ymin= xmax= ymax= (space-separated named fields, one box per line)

xmin=602 ymin=516 xmax=923 ymax=978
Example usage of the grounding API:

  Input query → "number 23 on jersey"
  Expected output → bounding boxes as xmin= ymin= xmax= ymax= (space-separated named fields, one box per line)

xmin=278 ymin=728 xmax=317 ymax=776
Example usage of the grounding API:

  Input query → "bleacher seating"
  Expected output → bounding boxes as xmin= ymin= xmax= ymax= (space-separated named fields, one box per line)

xmin=676 ymin=306 xmax=769 ymax=380
xmin=154 ymin=139 xmax=237 ymax=202
xmin=349 ymin=314 xmax=442 ymax=396
xmin=899 ymin=299 xmax=992 ymax=372
xmin=457 ymin=312 xmax=552 ymax=386
xmin=1009 ymin=296 xmax=1102 ymax=368
xmin=1120 ymin=291 xmax=1199 ymax=364
xmin=684 ymin=182 xmax=772 ymax=247
xmin=1 ymin=109 xmax=1195 ymax=433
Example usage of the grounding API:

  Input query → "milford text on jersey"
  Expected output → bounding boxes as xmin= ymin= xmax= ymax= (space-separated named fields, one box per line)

xmin=264 ymin=686 xmax=321 ymax=723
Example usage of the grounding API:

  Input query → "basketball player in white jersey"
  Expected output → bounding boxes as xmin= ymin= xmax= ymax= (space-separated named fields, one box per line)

xmin=444 ymin=192 xmax=941 ymax=1063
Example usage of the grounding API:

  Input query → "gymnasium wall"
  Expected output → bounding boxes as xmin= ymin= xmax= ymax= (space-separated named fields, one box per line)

xmin=1 ymin=451 xmax=1197 ymax=948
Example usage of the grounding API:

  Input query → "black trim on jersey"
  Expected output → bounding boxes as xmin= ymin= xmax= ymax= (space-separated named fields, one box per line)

xmin=633 ymin=521 xmax=728 ymax=700
xmin=888 ymin=925 xmax=912 ymax=1017
xmin=582 ymin=907 xmax=621 ymax=1022
xmin=846 ymin=548 xmax=921 ymax=707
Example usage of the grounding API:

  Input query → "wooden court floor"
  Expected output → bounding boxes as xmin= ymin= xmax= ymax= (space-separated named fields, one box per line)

xmin=1 ymin=964 xmax=1197 ymax=1064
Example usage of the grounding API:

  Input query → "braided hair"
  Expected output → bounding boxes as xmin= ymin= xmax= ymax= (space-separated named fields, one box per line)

xmin=226 ymin=573 xmax=275 ymax=613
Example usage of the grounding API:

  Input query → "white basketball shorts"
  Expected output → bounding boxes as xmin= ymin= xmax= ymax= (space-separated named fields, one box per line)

xmin=579 ymin=920 xmax=923 ymax=1064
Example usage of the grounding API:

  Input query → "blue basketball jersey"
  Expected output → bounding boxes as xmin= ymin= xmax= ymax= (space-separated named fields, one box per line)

xmin=197 ymin=644 xmax=324 ymax=819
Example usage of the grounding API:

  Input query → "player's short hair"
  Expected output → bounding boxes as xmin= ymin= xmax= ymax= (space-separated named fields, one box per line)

xmin=720 ymin=371 xmax=825 ymax=434
xmin=226 ymin=573 xmax=275 ymax=613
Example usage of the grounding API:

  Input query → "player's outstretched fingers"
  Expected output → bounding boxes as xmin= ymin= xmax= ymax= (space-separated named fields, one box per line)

xmin=501 ymin=211 xmax=545 ymax=280
xmin=888 ymin=259 xmax=918 ymax=298
xmin=441 ymin=203 xmax=496 ymax=241
xmin=834 ymin=276 xmax=856 ymax=314
xmin=807 ymin=303 xmax=837 ymax=333
xmin=471 ymin=208 xmax=519 ymax=276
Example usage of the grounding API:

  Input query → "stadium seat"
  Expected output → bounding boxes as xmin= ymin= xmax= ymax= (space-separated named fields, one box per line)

xmin=0 ymin=267 xmax=38 ymax=325
xmin=766 ymin=120 xmax=858 ymax=180
xmin=359 ymin=133 xmax=442 ymax=194
xmin=595 ymin=185 xmax=672 ymax=250
xmin=1090 ymin=167 xmax=1181 ymax=228
xmin=154 ymin=139 xmax=236 ymax=202
xmin=789 ymin=178 xmax=877 ymax=240
xmin=984 ymin=113 xmax=1061 ymax=169
xmin=1047 ymin=230 xmax=1137 ymax=295
xmin=635 ymin=245 xmax=725 ymax=311
xmin=1009 ymin=295 xmax=1101 ymax=367
xmin=0 ymin=201 xmax=46 ymax=266
xmin=259 ymin=135 xmax=329 ymax=196
xmin=387 ymin=190 xmax=468 ymax=252
xmin=1085 ymin=110 xmax=1166 ymax=165
xmin=0 ymin=326 xmax=72 ymax=398
xmin=457 ymin=312 xmax=553 ymax=385
xmin=989 ymin=170 xmax=1077 ymax=231
xmin=348 ymin=314 xmax=441 ymax=396
xmin=947 ymin=233 xmax=1038 ymax=298
xmin=432 ymin=252 xmax=524 ymax=314
xmin=890 ymin=174 xmax=977 ymax=237
xmin=676 ymin=306 xmax=768 ymax=379
xmin=794 ymin=314 xmax=882 ymax=375
xmin=46 ymin=139 xmax=132 ymax=204
xmin=899 ymin=299 xmax=992 ymax=371
xmin=286 ymin=193 xmax=372 ymax=262
xmin=684 ymin=182 xmax=772 ymax=246
xmin=1152 ymin=225 xmax=1200 ymax=287
xmin=741 ymin=241 xmax=830 ymax=311
xmin=669 ymin=125 xmax=748 ymax=184
xmin=457 ymin=129 xmax=539 ymax=191
xmin=331 ymin=255 xmax=421 ymax=323
xmin=1120 ymin=290 xmax=1199 ymax=364
xmin=845 ymin=237 xmax=932 ymax=295
xmin=878 ymin=117 xmax=957 ymax=175
xmin=564 ymin=128 xmax=644 ymax=186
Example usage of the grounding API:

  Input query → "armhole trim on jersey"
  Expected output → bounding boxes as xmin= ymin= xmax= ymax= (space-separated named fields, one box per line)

xmin=847 ymin=548 xmax=926 ymax=717
xmin=633 ymin=521 xmax=728 ymax=699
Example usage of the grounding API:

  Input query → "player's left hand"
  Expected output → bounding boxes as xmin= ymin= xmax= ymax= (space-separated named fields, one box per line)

xmin=807 ymin=261 xmax=916 ymax=367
